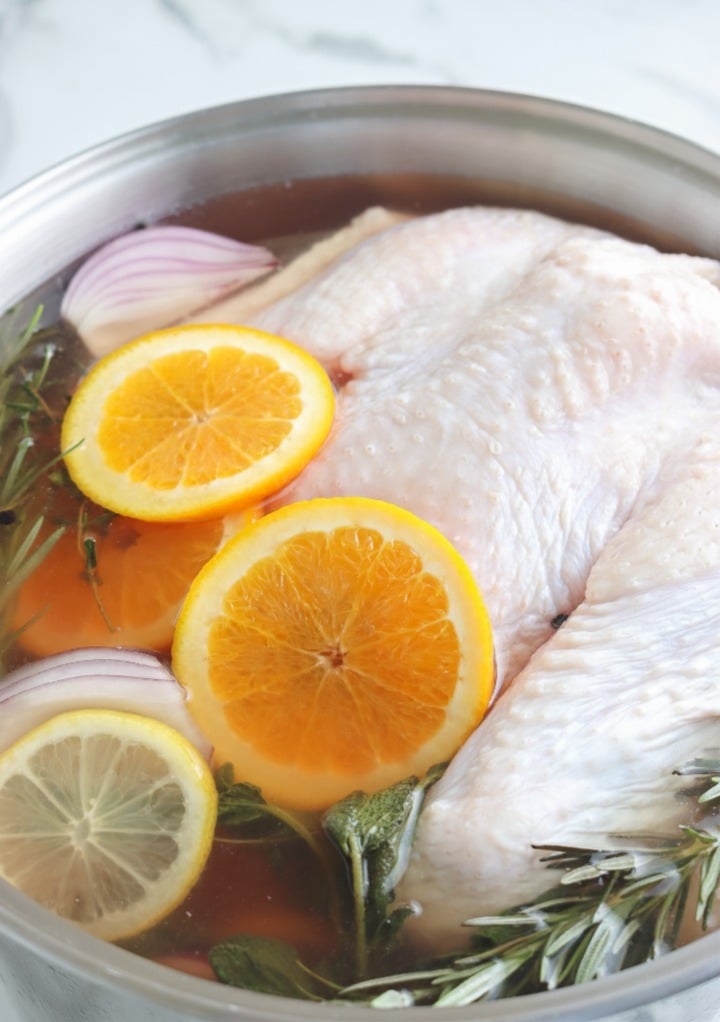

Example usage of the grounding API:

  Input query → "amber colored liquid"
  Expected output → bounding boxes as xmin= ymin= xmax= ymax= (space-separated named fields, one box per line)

xmin=167 ymin=171 xmax=704 ymax=255
xmin=125 ymin=828 xmax=349 ymax=972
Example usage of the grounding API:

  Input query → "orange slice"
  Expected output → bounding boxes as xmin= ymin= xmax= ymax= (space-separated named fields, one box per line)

xmin=60 ymin=324 xmax=335 ymax=521
xmin=12 ymin=499 xmax=257 ymax=657
xmin=172 ymin=497 xmax=494 ymax=809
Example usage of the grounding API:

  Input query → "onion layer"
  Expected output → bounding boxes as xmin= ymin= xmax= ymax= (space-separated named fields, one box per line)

xmin=61 ymin=225 xmax=277 ymax=357
xmin=0 ymin=648 xmax=212 ymax=759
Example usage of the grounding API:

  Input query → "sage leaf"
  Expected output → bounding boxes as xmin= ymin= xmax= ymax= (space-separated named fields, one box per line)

xmin=209 ymin=935 xmax=327 ymax=1000
xmin=321 ymin=765 xmax=445 ymax=978
xmin=215 ymin=766 xmax=275 ymax=828
xmin=324 ymin=763 xmax=445 ymax=901
xmin=322 ymin=765 xmax=444 ymax=975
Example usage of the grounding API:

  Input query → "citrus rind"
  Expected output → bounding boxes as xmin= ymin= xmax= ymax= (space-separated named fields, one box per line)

xmin=173 ymin=496 xmax=494 ymax=809
xmin=0 ymin=709 xmax=218 ymax=941
xmin=61 ymin=324 xmax=335 ymax=521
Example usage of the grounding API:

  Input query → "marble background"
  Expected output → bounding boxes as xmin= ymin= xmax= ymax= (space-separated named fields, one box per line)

xmin=1 ymin=0 xmax=720 ymax=199
xmin=0 ymin=1 xmax=720 ymax=1020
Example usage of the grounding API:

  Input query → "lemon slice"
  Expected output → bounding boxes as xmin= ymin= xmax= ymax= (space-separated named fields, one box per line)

xmin=0 ymin=709 xmax=217 ymax=941
xmin=173 ymin=496 xmax=494 ymax=809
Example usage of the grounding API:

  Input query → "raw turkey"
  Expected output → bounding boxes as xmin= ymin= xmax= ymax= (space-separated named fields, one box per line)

xmin=217 ymin=206 xmax=720 ymax=946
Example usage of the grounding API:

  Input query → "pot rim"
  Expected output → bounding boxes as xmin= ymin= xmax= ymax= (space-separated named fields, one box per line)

xmin=3 ymin=82 xmax=720 ymax=206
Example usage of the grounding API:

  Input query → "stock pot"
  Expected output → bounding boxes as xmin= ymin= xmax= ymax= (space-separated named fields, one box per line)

xmin=0 ymin=85 xmax=719 ymax=1022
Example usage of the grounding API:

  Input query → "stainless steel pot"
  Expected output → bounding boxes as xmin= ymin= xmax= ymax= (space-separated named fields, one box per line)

xmin=0 ymin=85 xmax=719 ymax=1022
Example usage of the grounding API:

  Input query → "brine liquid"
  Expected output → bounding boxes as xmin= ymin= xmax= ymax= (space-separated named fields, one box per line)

xmin=125 ymin=827 xmax=352 ymax=974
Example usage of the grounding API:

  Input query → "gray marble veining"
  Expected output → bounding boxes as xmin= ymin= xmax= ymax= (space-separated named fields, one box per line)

xmin=0 ymin=0 xmax=718 ymax=197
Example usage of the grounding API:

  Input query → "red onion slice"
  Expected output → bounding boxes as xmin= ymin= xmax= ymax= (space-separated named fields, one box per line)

xmin=0 ymin=647 xmax=170 ymax=694
xmin=61 ymin=226 xmax=278 ymax=357
xmin=0 ymin=648 xmax=212 ymax=759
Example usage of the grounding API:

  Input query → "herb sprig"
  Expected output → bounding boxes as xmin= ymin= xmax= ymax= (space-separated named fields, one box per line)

xmin=214 ymin=763 xmax=328 ymax=861
xmin=323 ymin=763 xmax=446 ymax=978
xmin=208 ymin=767 xmax=445 ymax=994
xmin=341 ymin=759 xmax=720 ymax=1007
xmin=0 ymin=307 xmax=71 ymax=662
xmin=207 ymin=760 xmax=720 ymax=1006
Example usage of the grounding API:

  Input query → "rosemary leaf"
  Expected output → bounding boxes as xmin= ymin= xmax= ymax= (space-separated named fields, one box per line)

xmin=573 ymin=903 xmax=626 ymax=984
xmin=699 ymin=777 xmax=720 ymax=804
xmin=544 ymin=909 xmax=596 ymax=959
xmin=368 ymin=988 xmax=417 ymax=1008
xmin=612 ymin=917 xmax=642 ymax=956
xmin=434 ymin=956 xmax=523 ymax=1007
xmin=0 ymin=521 xmax=65 ymax=611
xmin=697 ymin=843 xmax=720 ymax=926
xmin=561 ymin=852 xmax=640 ymax=884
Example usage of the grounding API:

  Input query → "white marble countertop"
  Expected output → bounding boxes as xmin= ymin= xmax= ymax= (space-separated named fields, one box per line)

xmin=1 ymin=1 xmax=720 ymax=1020
xmin=1 ymin=0 xmax=720 ymax=200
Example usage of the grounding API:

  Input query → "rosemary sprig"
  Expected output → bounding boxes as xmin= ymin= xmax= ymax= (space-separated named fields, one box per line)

xmin=341 ymin=760 xmax=720 ymax=1007
xmin=0 ymin=306 xmax=70 ymax=663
